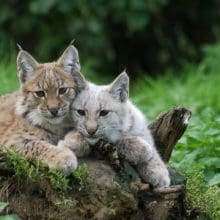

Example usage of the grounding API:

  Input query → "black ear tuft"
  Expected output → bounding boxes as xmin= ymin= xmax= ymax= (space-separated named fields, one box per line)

xmin=69 ymin=39 xmax=75 ymax=45
xmin=17 ymin=43 xmax=23 ymax=51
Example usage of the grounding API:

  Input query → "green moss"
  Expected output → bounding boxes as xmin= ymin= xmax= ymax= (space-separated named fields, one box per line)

xmin=186 ymin=171 xmax=220 ymax=220
xmin=4 ymin=149 xmax=88 ymax=193
xmin=71 ymin=163 xmax=89 ymax=191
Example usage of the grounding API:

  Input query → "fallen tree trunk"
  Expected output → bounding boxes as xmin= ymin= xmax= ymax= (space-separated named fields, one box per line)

xmin=0 ymin=107 xmax=191 ymax=220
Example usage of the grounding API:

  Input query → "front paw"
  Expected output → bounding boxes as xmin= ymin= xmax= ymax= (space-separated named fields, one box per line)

xmin=44 ymin=147 xmax=78 ymax=175
xmin=58 ymin=131 xmax=90 ymax=157
xmin=137 ymin=162 xmax=170 ymax=189
xmin=117 ymin=136 xmax=153 ymax=165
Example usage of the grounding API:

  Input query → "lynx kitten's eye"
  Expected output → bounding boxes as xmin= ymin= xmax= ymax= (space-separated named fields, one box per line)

xmin=35 ymin=91 xmax=45 ymax=98
xmin=99 ymin=110 xmax=110 ymax=117
xmin=58 ymin=87 xmax=68 ymax=95
xmin=77 ymin=110 xmax=86 ymax=116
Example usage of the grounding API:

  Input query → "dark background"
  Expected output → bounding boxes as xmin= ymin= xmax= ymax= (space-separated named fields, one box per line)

xmin=1 ymin=0 xmax=220 ymax=77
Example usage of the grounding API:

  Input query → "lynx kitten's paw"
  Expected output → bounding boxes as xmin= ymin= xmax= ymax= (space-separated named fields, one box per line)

xmin=58 ymin=131 xmax=91 ymax=157
xmin=43 ymin=147 xmax=78 ymax=175
xmin=117 ymin=136 xmax=153 ymax=165
xmin=137 ymin=161 xmax=170 ymax=188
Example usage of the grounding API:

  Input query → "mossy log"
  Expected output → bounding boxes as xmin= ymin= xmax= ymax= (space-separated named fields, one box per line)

xmin=0 ymin=107 xmax=191 ymax=220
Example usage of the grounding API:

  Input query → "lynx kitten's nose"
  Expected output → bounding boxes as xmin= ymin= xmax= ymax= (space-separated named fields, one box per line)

xmin=86 ymin=120 xmax=98 ymax=135
xmin=49 ymin=107 xmax=59 ymax=116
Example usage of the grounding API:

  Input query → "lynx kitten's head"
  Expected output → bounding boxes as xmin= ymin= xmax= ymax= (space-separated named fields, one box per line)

xmin=16 ymin=45 xmax=85 ymax=127
xmin=71 ymin=72 xmax=129 ymax=145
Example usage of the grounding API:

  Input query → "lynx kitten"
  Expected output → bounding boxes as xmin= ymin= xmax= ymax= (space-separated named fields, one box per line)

xmin=60 ymin=72 xmax=170 ymax=188
xmin=0 ymin=45 xmax=85 ymax=174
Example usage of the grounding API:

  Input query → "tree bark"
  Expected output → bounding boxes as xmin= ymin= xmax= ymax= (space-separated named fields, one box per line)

xmin=149 ymin=107 xmax=191 ymax=162
xmin=142 ymin=107 xmax=191 ymax=220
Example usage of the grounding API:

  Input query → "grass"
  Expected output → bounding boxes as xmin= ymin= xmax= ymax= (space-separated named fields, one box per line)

xmin=0 ymin=43 xmax=219 ymax=218
xmin=0 ymin=53 xmax=18 ymax=94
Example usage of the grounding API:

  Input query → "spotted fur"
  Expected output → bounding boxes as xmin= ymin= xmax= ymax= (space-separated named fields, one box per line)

xmin=0 ymin=45 xmax=85 ymax=174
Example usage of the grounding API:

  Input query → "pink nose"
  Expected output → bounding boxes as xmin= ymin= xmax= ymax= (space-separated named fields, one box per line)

xmin=86 ymin=121 xmax=98 ymax=135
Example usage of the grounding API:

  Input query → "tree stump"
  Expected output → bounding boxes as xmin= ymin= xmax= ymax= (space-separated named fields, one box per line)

xmin=149 ymin=107 xmax=191 ymax=162
xmin=141 ymin=107 xmax=191 ymax=220
xmin=0 ymin=107 xmax=191 ymax=220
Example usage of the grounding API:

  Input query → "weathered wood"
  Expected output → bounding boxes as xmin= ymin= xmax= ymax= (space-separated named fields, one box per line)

xmin=149 ymin=107 xmax=191 ymax=162
xmin=142 ymin=107 xmax=191 ymax=220
xmin=140 ymin=185 xmax=187 ymax=220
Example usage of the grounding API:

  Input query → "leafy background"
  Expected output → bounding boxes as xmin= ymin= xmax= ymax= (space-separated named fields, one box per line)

xmin=0 ymin=0 xmax=219 ymax=219
xmin=1 ymin=0 xmax=220 ymax=75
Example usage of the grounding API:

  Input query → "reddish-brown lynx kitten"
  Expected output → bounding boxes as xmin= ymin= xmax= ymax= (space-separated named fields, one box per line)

xmin=0 ymin=45 xmax=85 ymax=174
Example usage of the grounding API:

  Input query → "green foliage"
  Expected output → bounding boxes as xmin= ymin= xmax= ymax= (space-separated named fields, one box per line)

xmin=0 ymin=202 xmax=20 ymax=220
xmin=132 ymin=69 xmax=220 ymax=186
xmin=0 ymin=52 xmax=18 ymax=94
xmin=0 ymin=202 xmax=8 ymax=212
xmin=0 ymin=215 xmax=21 ymax=220
xmin=72 ymin=163 xmax=89 ymax=191
xmin=4 ymin=150 xmax=88 ymax=193
xmin=186 ymin=171 xmax=220 ymax=219
xmin=172 ymin=107 xmax=220 ymax=186
xmin=1 ymin=0 xmax=220 ymax=74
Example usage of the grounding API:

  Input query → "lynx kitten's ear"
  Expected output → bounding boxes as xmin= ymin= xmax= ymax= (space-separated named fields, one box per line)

xmin=72 ymin=71 xmax=87 ymax=91
xmin=57 ymin=45 xmax=81 ymax=74
xmin=109 ymin=71 xmax=129 ymax=102
xmin=58 ymin=45 xmax=86 ymax=91
xmin=17 ymin=50 xmax=39 ymax=83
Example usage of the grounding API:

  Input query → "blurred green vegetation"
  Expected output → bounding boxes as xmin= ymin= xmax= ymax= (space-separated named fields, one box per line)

xmin=1 ymin=0 xmax=220 ymax=76
xmin=0 ymin=202 xmax=21 ymax=219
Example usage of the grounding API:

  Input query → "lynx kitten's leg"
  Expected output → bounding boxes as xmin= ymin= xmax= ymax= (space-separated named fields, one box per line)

xmin=117 ymin=136 xmax=154 ymax=165
xmin=7 ymin=140 xmax=78 ymax=175
xmin=58 ymin=131 xmax=91 ymax=157
xmin=117 ymin=136 xmax=170 ymax=188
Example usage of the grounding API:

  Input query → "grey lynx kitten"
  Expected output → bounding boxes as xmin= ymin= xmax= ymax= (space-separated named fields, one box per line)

xmin=60 ymin=72 xmax=170 ymax=188
xmin=0 ymin=45 xmax=85 ymax=174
